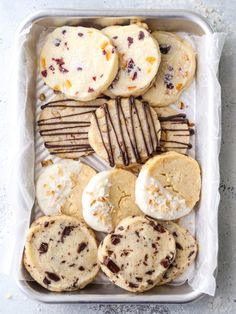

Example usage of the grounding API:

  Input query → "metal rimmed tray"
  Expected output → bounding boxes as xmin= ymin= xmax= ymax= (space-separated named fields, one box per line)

xmin=14 ymin=9 xmax=215 ymax=304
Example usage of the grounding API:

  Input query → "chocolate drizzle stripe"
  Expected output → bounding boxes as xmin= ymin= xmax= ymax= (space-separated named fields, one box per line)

xmin=159 ymin=113 xmax=186 ymax=122
xmin=119 ymin=98 xmax=140 ymax=162
xmin=39 ymin=99 xmax=104 ymax=156
xmin=142 ymin=102 xmax=154 ymax=153
xmin=93 ymin=96 xmax=161 ymax=166
xmin=161 ymin=139 xmax=192 ymax=148
xmin=93 ymin=109 xmax=115 ymax=167
xmin=130 ymin=96 xmax=150 ymax=156
xmin=38 ymin=111 xmax=96 ymax=123
xmin=115 ymin=97 xmax=129 ymax=166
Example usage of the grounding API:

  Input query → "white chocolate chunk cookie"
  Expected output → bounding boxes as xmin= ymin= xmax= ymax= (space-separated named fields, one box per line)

xmin=157 ymin=221 xmax=198 ymax=285
xmin=154 ymin=106 xmax=194 ymax=154
xmin=143 ymin=31 xmax=196 ymax=107
xmin=135 ymin=152 xmax=201 ymax=220
xmin=38 ymin=96 xmax=108 ymax=159
xmin=40 ymin=26 xmax=118 ymax=101
xmin=88 ymin=97 xmax=161 ymax=167
xmin=36 ymin=160 xmax=96 ymax=219
xmin=23 ymin=215 xmax=99 ymax=292
xmin=98 ymin=216 xmax=176 ymax=292
xmin=82 ymin=169 xmax=142 ymax=232
xmin=103 ymin=24 xmax=161 ymax=97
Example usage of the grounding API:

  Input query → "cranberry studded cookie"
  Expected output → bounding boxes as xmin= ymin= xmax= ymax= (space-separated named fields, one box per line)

xmin=38 ymin=96 xmax=107 ymax=159
xmin=23 ymin=214 xmax=99 ymax=292
xmin=157 ymin=221 xmax=198 ymax=285
xmin=102 ymin=24 xmax=161 ymax=97
xmin=143 ymin=31 xmax=196 ymax=107
xmin=98 ymin=216 xmax=176 ymax=292
xmin=82 ymin=169 xmax=142 ymax=233
xmin=40 ymin=26 xmax=118 ymax=101
xmin=135 ymin=152 xmax=201 ymax=220
xmin=36 ymin=160 xmax=96 ymax=219
xmin=88 ymin=97 xmax=161 ymax=167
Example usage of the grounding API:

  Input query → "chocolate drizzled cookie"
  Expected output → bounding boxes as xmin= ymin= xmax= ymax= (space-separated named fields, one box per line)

xmin=38 ymin=97 xmax=107 ymax=159
xmin=89 ymin=96 xmax=161 ymax=167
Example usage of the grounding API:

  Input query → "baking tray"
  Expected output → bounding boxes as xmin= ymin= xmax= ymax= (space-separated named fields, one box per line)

xmin=15 ymin=9 xmax=214 ymax=304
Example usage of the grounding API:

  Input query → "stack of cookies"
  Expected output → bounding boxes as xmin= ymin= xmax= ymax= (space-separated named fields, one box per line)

xmin=24 ymin=22 xmax=200 ymax=293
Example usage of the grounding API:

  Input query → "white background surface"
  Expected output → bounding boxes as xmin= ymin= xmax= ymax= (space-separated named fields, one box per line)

xmin=0 ymin=0 xmax=236 ymax=313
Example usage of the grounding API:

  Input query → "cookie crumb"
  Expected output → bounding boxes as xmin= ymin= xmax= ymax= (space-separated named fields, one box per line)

xmin=39 ymin=93 xmax=46 ymax=101
xmin=41 ymin=159 xmax=53 ymax=167
xmin=178 ymin=101 xmax=185 ymax=110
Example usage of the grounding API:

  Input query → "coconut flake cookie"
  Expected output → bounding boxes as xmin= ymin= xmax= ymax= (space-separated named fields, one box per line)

xmin=40 ymin=26 xmax=118 ymax=101
xmin=38 ymin=96 xmax=107 ymax=159
xmin=82 ymin=169 xmax=142 ymax=233
xmin=23 ymin=214 xmax=99 ymax=292
xmin=88 ymin=97 xmax=161 ymax=167
xmin=98 ymin=216 xmax=176 ymax=292
xmin=102 ymin=24 xmax=161 ymax=97
xmin=143 ymin=31 xmax=196 ymax=107
xmin=157 ymin=221 xmax=198 ymax=285
xmin=36 ymin=160 xmax=96 ymax=219
xmin=135 ymin=152 xmax=201 ymax=220
xmin=155 ymin=106 xmax=194 ymax=154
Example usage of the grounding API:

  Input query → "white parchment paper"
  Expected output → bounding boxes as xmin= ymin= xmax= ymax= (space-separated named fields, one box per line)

xmin=2 ymin=19 xmax=225 ymax=297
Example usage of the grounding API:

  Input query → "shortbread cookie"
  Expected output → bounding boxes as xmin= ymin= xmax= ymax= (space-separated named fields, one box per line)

xmin=38 ymin=96 xmax=107 ymax=159
xmin=143 ymin=31 xmax=196 ymax=106
xmin=98 ymin=216 xmax=176 ymax=292
xmin=36 ymin=160 xmax=96 ymax=219
xmin=82 ymin=169 xmax=142 ymax=232
xmin=88 ymin=97 xmax=161 ymax=167
xmin=155 ymin=106 xmax=194 ymax=154
xmin=40 ymin=26 xmax=118 ymax=101
xmin=102 ymin=24 xmax=161 ymax=97
xmin=157 ymin=221 xmax=198 ymax=285
xmin=23 ymin=214 xmax=99 ymax=292
xmin=135 ymin=152 xmax=201 ymax=220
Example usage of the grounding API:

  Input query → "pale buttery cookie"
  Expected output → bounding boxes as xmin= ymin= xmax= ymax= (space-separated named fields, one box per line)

xmin=157 ymin=221 xmax=198 ymax=285
xmin=38 ymin=96 xmax=107 ymax=159
xmin=102 ymin=24 xmax=161 ymax=97
xmin=82 ymin=169 xmax=142 ymax=233
xmin=23 ymin=214 xmax=99 ymax=292
xmin=88 ymin=96 xmax=161 ymax=167
xmin=143 ymin=31 xmax=196 ymax=107
xmin=154 ymin=106 xmax=194 ymax=154
xmin=40 ymin=26 xmax=118 ymax=101
xmin=36 ymin=160 xmax=96 ymax=219
xmin=98 ymin=216 xmax=176 ymax=292
xmin=135 ymin=152 xmax=201 ymax=220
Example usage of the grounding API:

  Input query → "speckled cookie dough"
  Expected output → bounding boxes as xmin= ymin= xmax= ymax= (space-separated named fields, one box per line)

xmin=98 ymin=215 xmax=176 ymax=292
xmin=157 ymin=221 xmax=198 ymax=285
xmin=143 ymin=31 xmax=196 ymax=107
xmin=23 ymin=214 xmax=99 ymax=292
xmin=40 ymin=26 xmax=118 ymax=101
xmin=102 ymin=24 xmax=161 ymax=97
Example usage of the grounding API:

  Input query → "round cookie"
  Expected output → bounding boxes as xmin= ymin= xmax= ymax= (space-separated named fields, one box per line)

xmin=82 ymin=169 xmax=142 ymax=232
xmin=135 ymin=152 xmax=201 ymax=220
xmin=38 ymin=96 xmax=107 ymax=159
xmin=98 ymin=216 xmax=176 ymax=292
xmin=40 ymin=26 xmax=118 ymax=101
xmin=102 ymin=24 xmax=161 ymax=97
xmin=143 ymin=31 xmax=196 ymax=107
xmin=157 ymin=221 xmax=198 ymax=285
xmin=36 ymin=160 xmax=96 ymax=219
xmin=154 ymin=106 xmax=194 ymax=154
xmin=88 ymin=97 xmax=161 ymax=167
xmin=23 ymin=214 xmax=99 ymax=292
